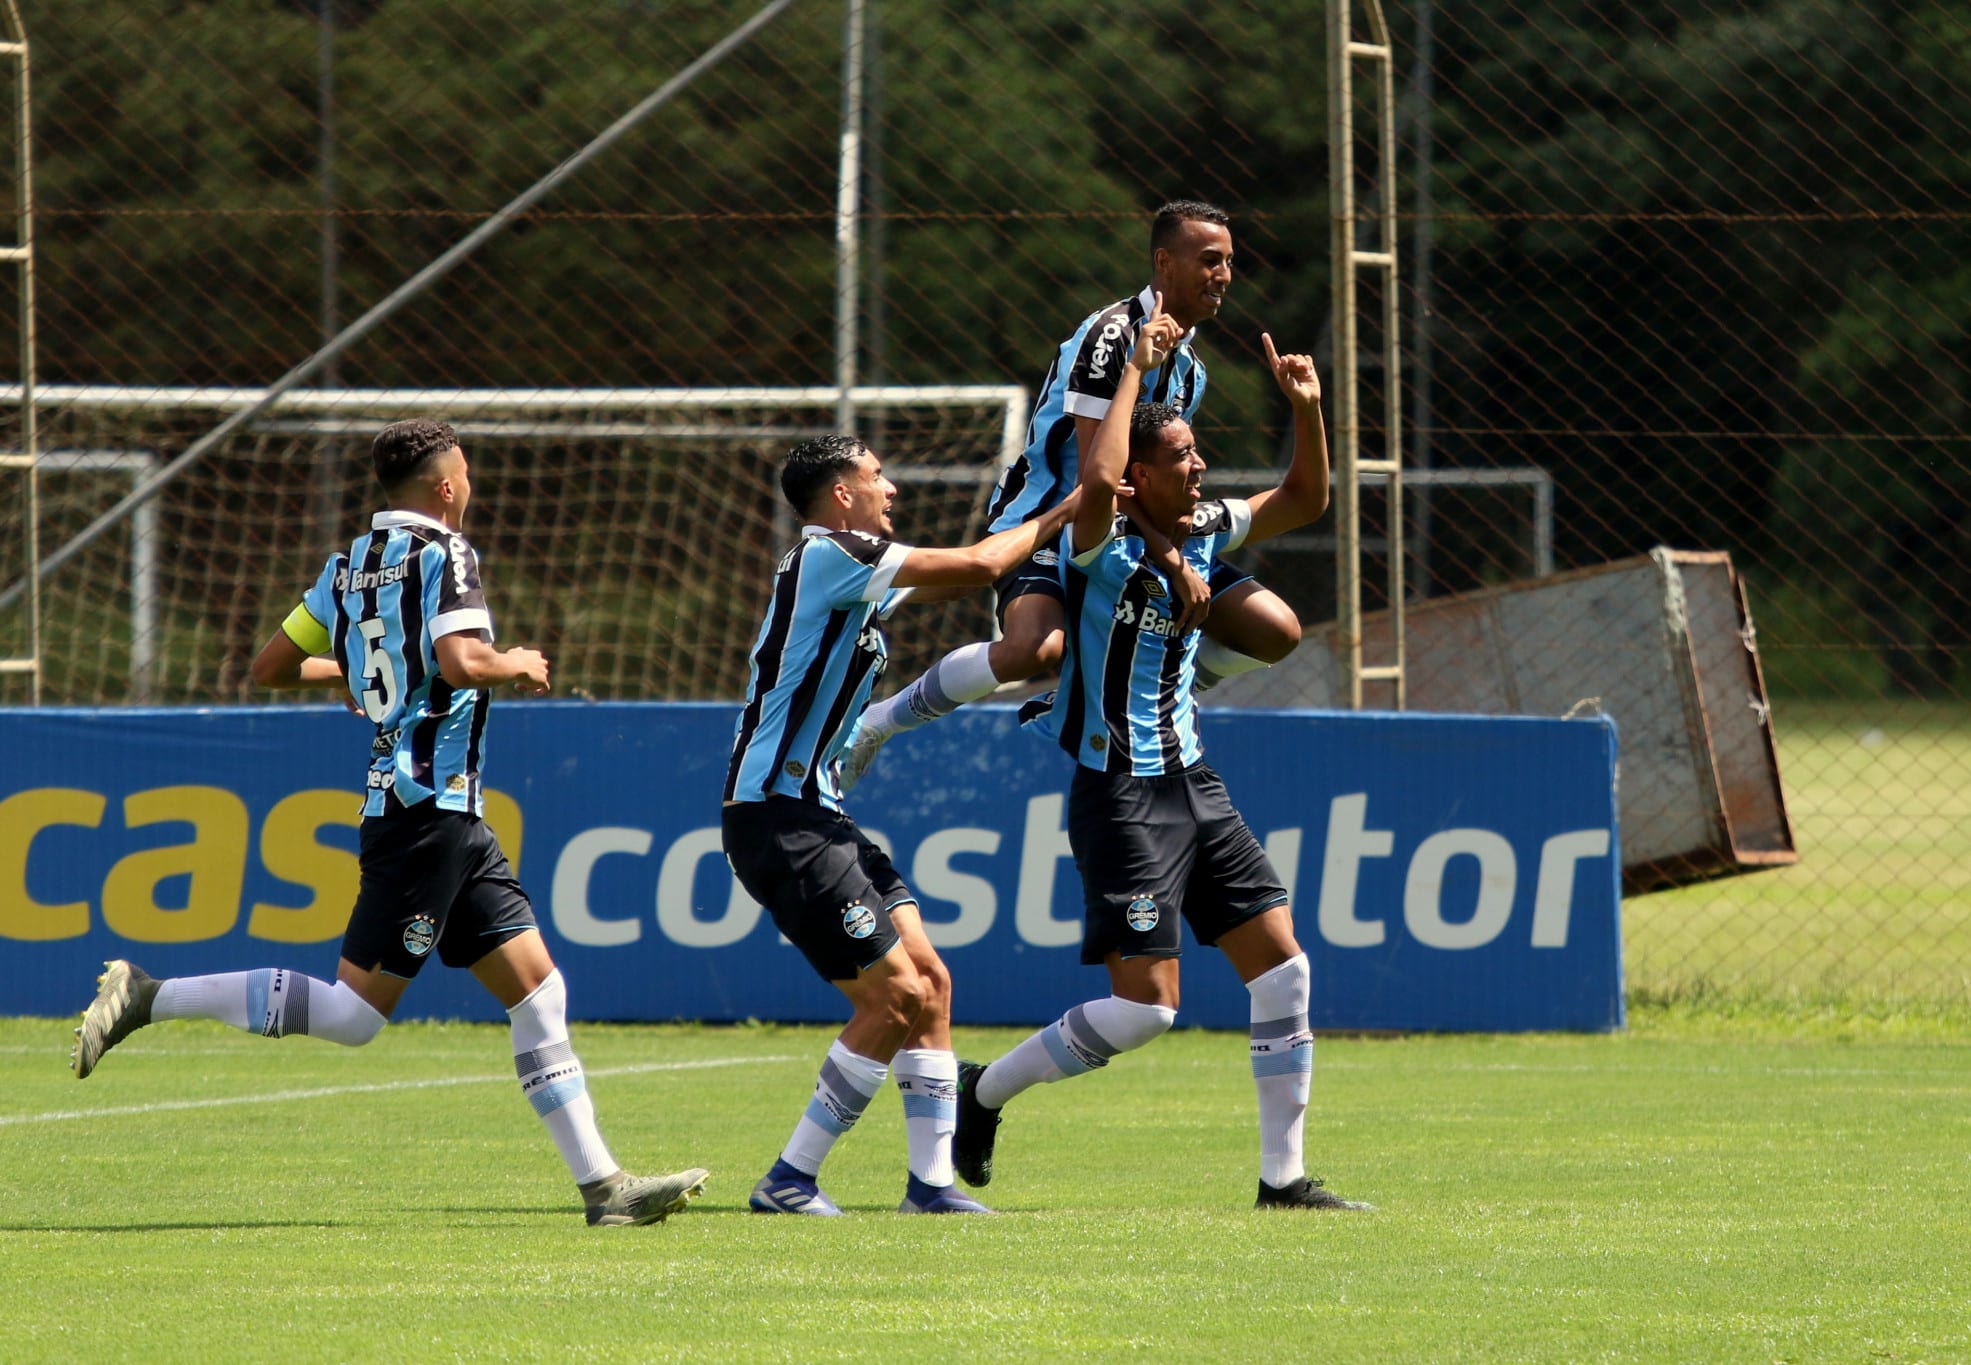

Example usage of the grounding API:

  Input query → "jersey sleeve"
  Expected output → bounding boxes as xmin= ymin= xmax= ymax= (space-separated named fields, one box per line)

xmin=1061 ymin=302 xmax=1136 ymax=421
xmin=1190 ymin=497 xmax=1253 ymax=553
xmin=428 ymin=532 xmax=494 ymax=641
xmin=287 ymin=553 xmax=342 ymax=653
xmin=1068 ymin=516 xmax=1129 ymax=581
xmin=816 ymin=530 xmax=910 ymax=604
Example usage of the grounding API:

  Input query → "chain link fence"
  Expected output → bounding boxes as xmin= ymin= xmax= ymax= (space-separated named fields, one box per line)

xmin=1 ymin=0 xmax=1965 ymax=1008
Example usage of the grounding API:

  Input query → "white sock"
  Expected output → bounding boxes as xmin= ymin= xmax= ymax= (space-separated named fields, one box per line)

xmin=863 ymin=641 xmax=1001 ymax=741
xmin=1196 ymin=637 xmax=1272 ymax=689
xmin=1247 ymin=954 xmax=1314 ymax=1188
xmin=781 ymin=1040 xmax=889 ymax=1176
xmin=892 ymin=1048 xmax=959 ymax=1186
xmin=976 ymin=996 xmax=1175 ymax=1109
xmin=509 ymin=970 xmax=618 ymax=1186
xmin=151 ymin=970 xmax=385 ymax=1046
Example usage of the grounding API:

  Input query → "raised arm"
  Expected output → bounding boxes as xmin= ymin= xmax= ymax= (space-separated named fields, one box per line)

xmin=1075 ymin=294 xmax=1184 ymax=555
xmin=888 ymin=489 xmax=1083 ymax=592
xmin=1071 ymin=408 xmax=1208 ymax=630
xmin=1241 ymin=333 xmax=1332 ymax=547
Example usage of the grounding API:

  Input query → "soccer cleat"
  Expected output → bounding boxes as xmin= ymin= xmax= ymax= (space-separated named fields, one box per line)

xmin=72 ymin=960 xmax=161 ymax=1080
xmin=583 ymin=1167 xmax=710 ymax=1227
xmin=748 ymin=1158 xmax=844 ymax=1216
xmin=834 ymin=718 xmax=891 ymax=795
xmin=951 ymin=1059 xmax=1002 ymax=1188
xmin=898 ymin=1174 xmax=995 ymax=1214
xmin=1255 ymin=1176 xmax=1375 ymax=1212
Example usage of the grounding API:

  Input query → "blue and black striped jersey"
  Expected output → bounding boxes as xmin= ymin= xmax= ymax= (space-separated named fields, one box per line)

xmin=288 ymin=510 xmax=496 ymax=818
xmin=986 ymin=285 xmax=1207 ymax=534
xmin=724 ymin=526 xmax=909 ymax=811
xmin=1023 ymin=498 xmax=1253 ymax=775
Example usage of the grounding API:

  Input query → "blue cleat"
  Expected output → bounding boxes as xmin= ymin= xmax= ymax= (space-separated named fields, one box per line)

xmin=898 ymin=1173 xmax=996 ymax=1214
xmin=749 ymin=1158 xmax=844 ymax=1215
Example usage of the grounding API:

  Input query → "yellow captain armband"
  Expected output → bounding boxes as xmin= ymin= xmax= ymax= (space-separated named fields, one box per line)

xmin=281 ymin=602 xmax=332 ymax=655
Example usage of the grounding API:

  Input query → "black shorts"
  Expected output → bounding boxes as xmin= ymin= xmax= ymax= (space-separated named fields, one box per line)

xmin=993 ymin=545 xmax=1254 ymax=625
xmin=721 ymin=797 xmax=911 ymax=983
xmin=342 ymin=800 xmax=537 ymax=979
xmin=1066 ymin=762 xmax=1288 ymax=965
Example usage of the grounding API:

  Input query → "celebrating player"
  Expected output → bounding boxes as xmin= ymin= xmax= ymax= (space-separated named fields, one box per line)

xmin=837 ymin=200 xmax=1302 ymax=788
xmin=69 ymin=418 xmax=708 ymax=1228
xmin=950 ymin=300 xmax=1372 ymax=1211
xmin=724 ymin=434 xmax=1078 ymax=1216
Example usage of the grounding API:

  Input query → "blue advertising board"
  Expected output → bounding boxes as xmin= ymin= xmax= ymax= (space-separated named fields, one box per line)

xmin=0 ymin=703 xmax=1623 ymax=1031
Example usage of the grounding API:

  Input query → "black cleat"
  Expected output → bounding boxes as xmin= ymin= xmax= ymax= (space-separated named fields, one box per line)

xmin=72 ymin=960 xmax=160 ymax=1080
xmin=1255 ymin=1176 xmax=1375 ymax=1211
xmin=952 ymin=1059 xmax=1002 ymax=1188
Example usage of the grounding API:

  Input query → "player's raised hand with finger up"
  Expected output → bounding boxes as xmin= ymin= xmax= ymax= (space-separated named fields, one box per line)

xmin=1262 ymin=332 xmax=1322 ymax=409
xmin=1131 ymin=292 xmax=1185 ymax=374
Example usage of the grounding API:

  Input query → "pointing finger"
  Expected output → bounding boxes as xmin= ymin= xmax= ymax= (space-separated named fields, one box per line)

xmin=1262 ymin=332 xmax=1280 ymax=368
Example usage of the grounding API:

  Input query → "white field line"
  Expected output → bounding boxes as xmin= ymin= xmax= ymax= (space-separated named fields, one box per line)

xmin=1 ymin=1054 xmax=800 ymax=1127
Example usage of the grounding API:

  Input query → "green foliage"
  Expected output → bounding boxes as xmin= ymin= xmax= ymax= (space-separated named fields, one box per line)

xmin=12 ymin=0 xmax=1971 ymax=693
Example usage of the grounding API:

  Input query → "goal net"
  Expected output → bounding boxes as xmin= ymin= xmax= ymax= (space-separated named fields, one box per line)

xmin=0 ymin=385 xmax=1026 ymax=706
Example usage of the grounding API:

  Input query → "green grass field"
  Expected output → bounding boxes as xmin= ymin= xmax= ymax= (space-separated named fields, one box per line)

xmin=4 ymin=1014 xmax=1967 ymax=1363
xmin=1627 ymin=698 xmax=1971 ymax=1008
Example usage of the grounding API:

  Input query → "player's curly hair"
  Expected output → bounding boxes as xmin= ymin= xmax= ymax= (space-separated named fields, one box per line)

xmin=1128 ymin=402 xmax=1187 ymax=462
xmin=1151 ymin=200 xmax=1231 ymax=254
xmin=372 ymin=418 xmax=460 ymax=492
xmin=781 ymin=433 xmax=873 ymax=516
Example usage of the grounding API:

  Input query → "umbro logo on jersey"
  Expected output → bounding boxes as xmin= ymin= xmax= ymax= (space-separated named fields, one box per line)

xmin=1144 ymin=580 xmax=1167 ymax=598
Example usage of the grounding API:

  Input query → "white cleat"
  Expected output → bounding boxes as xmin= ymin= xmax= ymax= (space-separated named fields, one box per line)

xmin=72 ymin=959 xmax=159 ymax=1080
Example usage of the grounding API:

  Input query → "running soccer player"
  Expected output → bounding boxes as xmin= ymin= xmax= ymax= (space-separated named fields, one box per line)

xmin=69 ymin=419 xmax=708 ymax=1229
xmin=725 ymin=433 xmax=1078 ymax=1216
xmin=951 ymin=298 xmax=1372 ymax=1211
xmin=837 ymin=200 xmax=1303 ymax=789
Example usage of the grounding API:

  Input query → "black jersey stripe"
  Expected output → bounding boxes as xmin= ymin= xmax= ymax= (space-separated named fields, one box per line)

xmin=1096 ymin=568 xmax=1142 ymax=776
xmin=770 ymin=606 xmax=852 ymax=788
xmin=1057 ymin=554 xmax=1091 ymax=761
xmin=464 ymin=683 xmax=489 ymax=810
xmin=328 ymin=551 xmax=354 ymax=680
xmin=724 ymin=546 xmax=805 ymax=801
xmin=801 ymin=644 xmax=878 ymax=803
xmin=411 ymin=677 xmax=448 ymax=790
xmin=987 ymin=356 xmax=1061 ymax=525
xmin=1155 ymin=627 xmax=1186 ymax=774
xmin=398 ymin=536 xmax=429 ymax=698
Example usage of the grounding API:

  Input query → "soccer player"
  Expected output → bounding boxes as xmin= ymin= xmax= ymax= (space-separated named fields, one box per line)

xmin=837 ymin=200 xmax=1302 ymax=788
xmin=951 ymin=298 xmax=1372 ymax=1211
xmin=724 ymin=433 xmax=1079 ymax=1216
xmin=69 ymin=418 xmax=708 ymax=1228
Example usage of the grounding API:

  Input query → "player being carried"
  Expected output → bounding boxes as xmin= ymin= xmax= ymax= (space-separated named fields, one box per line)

xmin=837 ymin=200 xmax=1300 ymax=790
xmin=723 ymin=434 xmax=1079 ymax=1216
xmin=69 ymin=419 xmax=708 ymax=1228
xmin=950 ymin=298 xmax=1373 ymax=1212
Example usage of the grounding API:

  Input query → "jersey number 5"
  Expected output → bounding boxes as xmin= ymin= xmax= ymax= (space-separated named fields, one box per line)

xmin=355 ymin=616 xmax=400 ymax=723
